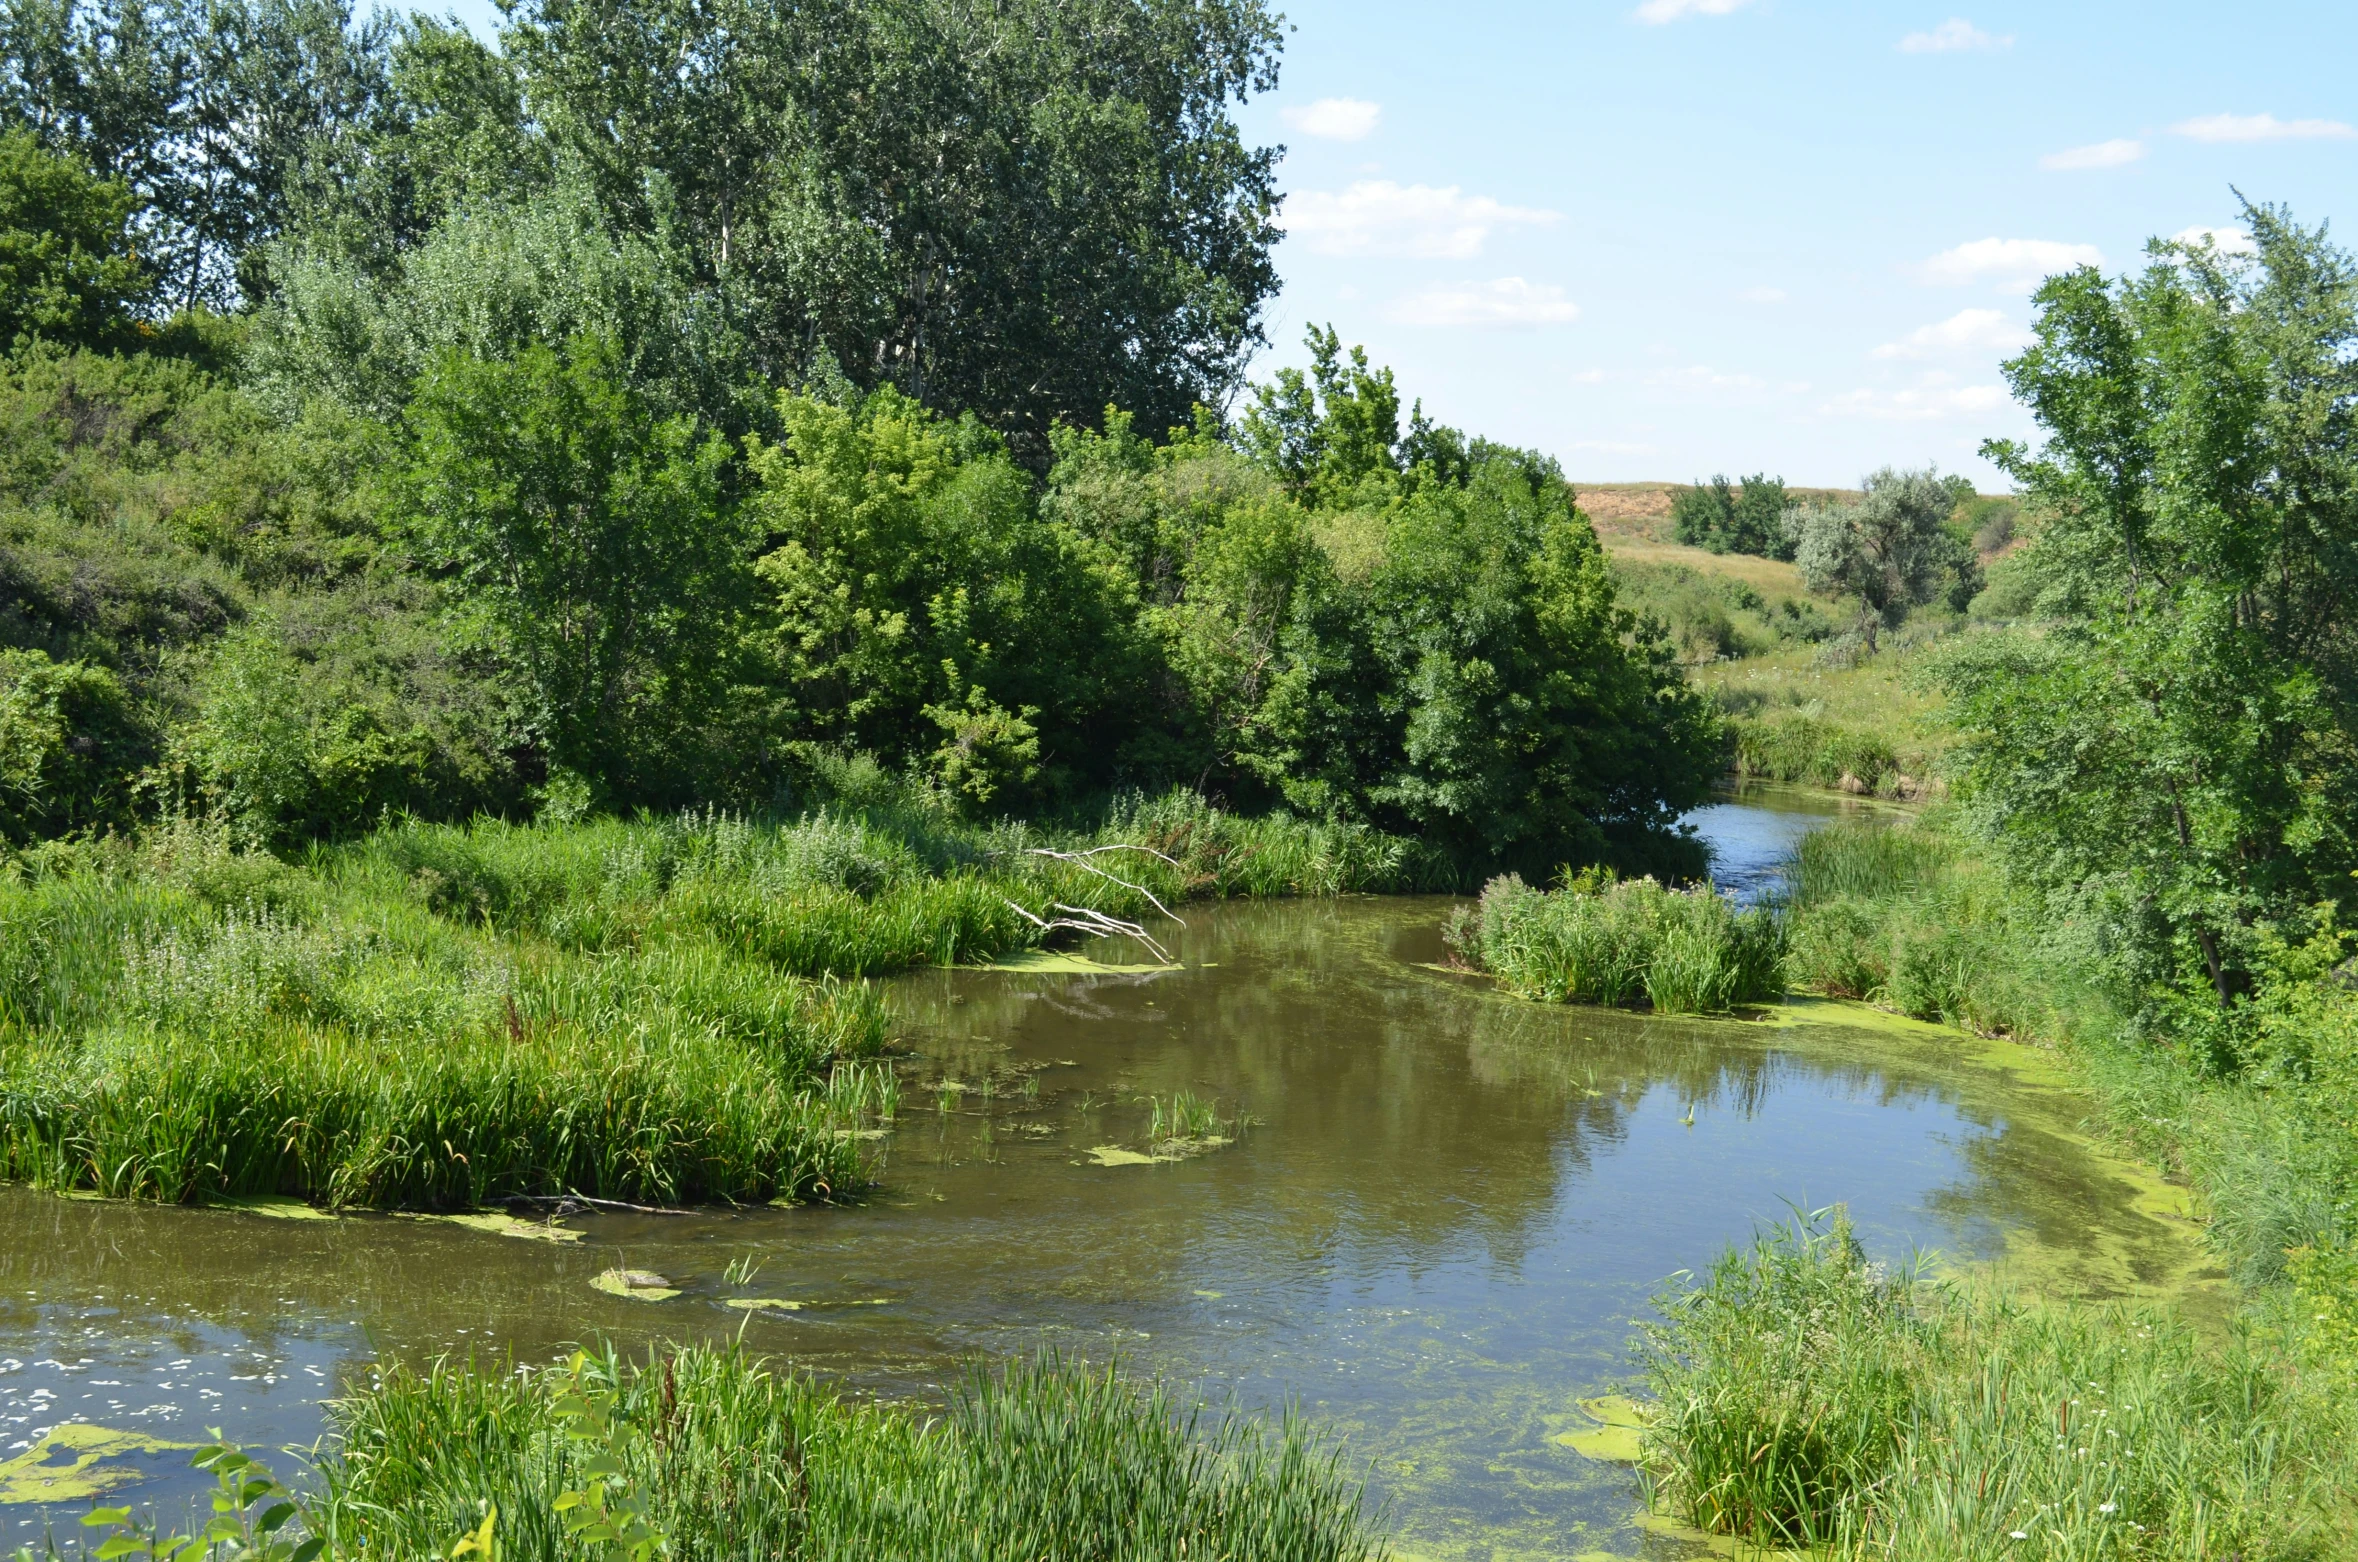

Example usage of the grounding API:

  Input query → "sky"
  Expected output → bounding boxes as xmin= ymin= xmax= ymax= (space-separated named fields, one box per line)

xmin=1227 ymin=0 xmax=2358 ymax=486
xmin=432 ymin=0 xmax=2358 ymax=488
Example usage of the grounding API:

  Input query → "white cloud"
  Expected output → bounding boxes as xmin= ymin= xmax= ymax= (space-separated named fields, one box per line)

xmin=1738 ymin=286 xmax=1788 ymax=303
xmin=2040 ymin=138 xmax=2144 ymax=171
xmin=2173 ymin=225 xmax=2258 ymax=255
xmin=1822 ymin=383 xmax=2010 ymax=421
xmin=1873 ymin=309 xmax=2029 ymax=359
xmin=2173 ymin=112 xmax=2355 ymax=143
xmin=1899 ymin=18 xmax=2011 ymax=52
xmin=1569 ymin=368 xmax=1609 ymax=383
xmin=1387 ymin=277 xmax=1580 ymax=328
xmin=1920 ymin=237 xmax=2103 ymax=289
xmin=1279 ymin=181 xmax=1561 ymax=259
xmin=1633 ymin=0 xmax=1748 ymax=23
xmin=1281 ymin=98 xmax=1381 ymax=142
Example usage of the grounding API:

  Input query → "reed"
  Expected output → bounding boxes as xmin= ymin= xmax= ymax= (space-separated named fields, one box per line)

xmin=315 ymin=1344 xmax=1383 ymax=1562
xmin=1459 ymin=872 xmax=1783 ymax=1013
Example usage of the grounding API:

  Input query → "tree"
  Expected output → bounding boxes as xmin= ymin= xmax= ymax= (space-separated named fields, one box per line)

xmin=748 ymin=386 xmax=1152 ymax=806
xmin=399 ymin=334 xmax=743 ymax=805
xmin=0 ymin=126 xmax=149 ymax=348
xmin=502 ymin=0 xmax=1284 ymax=459
xmin=3 ymin=0 xmax=395 ymax=310
xmin=1793 ymin=467 xmax=1979 ymax=645
xmin=1950 ymin=202 xmax=2358 ymax=1004
xmin=1670 ymin=472 xmax=1794 ymax=558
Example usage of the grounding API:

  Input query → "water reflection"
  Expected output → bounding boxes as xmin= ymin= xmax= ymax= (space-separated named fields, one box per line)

xmin=0 ymin=895 xmax=2195 ymax=1559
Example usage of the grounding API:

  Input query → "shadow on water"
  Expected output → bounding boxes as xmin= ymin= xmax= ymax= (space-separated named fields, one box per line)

xmin=0 ymin=836 xmax=2206 ymax=1559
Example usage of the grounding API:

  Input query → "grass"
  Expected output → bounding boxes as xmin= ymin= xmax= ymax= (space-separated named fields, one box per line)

xmin=309 ymin=1345 xmax=1382 ymax=1562
xmin=1453 ymin=870 xmax=1783 ymax=1014
xmin=1693 ymin=634 xmax=1962 ymax=795
xmin=0 ymin=792 xmax=1444 ymax=1212
xmin=1637 ymin=1212 xmax=2357 ymax=1559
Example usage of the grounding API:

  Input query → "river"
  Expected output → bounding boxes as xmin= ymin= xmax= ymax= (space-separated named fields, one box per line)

xmin=0 ymin=790 xmax=2210 ymax=1558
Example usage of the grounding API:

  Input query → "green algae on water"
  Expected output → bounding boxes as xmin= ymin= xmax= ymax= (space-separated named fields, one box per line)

xmin=592 ymin=1268 xmax=680 ymax=1302
xmin=0 ymin=1425 xmax=200 ymax=1504
xmin=1551 ymin=1395 xmax=1649 ymax=1463
xmin=966 ymin=949 xmax=1173 ymax=976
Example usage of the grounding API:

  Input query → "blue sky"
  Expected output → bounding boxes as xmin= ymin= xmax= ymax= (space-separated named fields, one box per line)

xmin=1234 ymin=0 xmax=2358 ymax=485
xmin=435 ymin=0 xmax=2357 ymax=487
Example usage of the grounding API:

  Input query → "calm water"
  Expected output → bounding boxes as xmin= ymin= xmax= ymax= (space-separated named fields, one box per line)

xmin=1 ymin=802 xmax=2200 ymax=1559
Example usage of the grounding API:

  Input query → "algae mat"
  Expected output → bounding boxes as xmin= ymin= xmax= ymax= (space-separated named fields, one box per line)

xmin=1 ymin=1427 xmax=199 ymax=1504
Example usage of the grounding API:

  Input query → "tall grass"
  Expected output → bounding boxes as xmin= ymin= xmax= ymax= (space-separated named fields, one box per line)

xmin=316 ymin=1344 xmax=1383 ymax=1562
xmin=1637 ymin=1213 xmax=2356 ymax=1559
xmin=0 ymin=793 xmax=1440 ymax=1211
xmin=1781 ymin=819 xmax=2052 ymax=1035
xmin=1456 ymin=872 xmax=1783 ymax=1013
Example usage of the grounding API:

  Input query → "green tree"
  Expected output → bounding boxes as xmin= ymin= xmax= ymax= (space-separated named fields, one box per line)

xmin=1793 ymin=467 xmax=1979 ymax=645
xmin=399 ymin=334 xmax=742 ymax=806
xmin=1672 ymin=472 xmax=1795 ymax=558
xmin=748 ymin=387 xmax=1150 ymax=806
xmin=1951 ymin=202 xmax=2358 ymax=1004
xmin=0 ymin=127 xmax=149 ymax=349
xmin=503 ymin=0 xmax=1283 ymax=457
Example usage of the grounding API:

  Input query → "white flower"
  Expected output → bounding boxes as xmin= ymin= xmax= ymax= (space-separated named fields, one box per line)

xmin=2010 ymin=1533 xmax=2029 ymax=1542
xmin=2099 ymin=1502 xmax=2118 ymax=1515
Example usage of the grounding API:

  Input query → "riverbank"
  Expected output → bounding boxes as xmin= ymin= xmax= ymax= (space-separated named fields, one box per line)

xmin=0 ymin=792 xmax=1440 ymax=1212
xmin=1622 ymin=803 xmax=2358 ymax=1556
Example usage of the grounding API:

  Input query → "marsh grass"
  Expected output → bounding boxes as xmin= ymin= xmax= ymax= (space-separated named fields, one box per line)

xmin=316 ymin=1344 xmax=1383 ymax=1562
xmin=1639 ymin=1213 xmax=2356 ymax=1559
xmin=1781 ymin=819 xmax=2052 ymax=1036
xmin=0 ymin=792 xmax=1427 ymax=1212
xmin=1459 ymin=872 xmax=1782 ymax=1013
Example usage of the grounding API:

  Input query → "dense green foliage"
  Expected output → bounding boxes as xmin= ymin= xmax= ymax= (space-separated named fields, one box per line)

xmin=1639 ymin=1213 xmax=2354 ymax=1558
xmin=311 ymin=1345 xmax=1381 ymax=1562
xmin=1958 ymin=203 xmax=2358 ymax=1005
xmin=0 ymin=0 xmax=1720 ymax=873
xmin=1671 ymin=471 xmax=1794 ymax=558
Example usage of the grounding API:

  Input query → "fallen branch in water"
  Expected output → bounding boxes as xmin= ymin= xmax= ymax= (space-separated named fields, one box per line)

xmin=1010 ymin=845 xmax=1189 ymax=929
xmin=500 ymin=1192 xmax=689 ymax=1217
xmin=1003 ymin=898 xmax=1177 ymax=965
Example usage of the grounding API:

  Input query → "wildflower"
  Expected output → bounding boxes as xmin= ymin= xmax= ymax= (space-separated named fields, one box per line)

xmin=2098 ymin=1502 xmax=2117 ymax=1515
xmin=2010 ymin=1532 xmax=2029 ymax=1541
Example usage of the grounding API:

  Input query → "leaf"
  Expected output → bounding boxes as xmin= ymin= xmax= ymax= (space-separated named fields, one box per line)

xmin=256 ymin=1502 xmax=296 ymax=1535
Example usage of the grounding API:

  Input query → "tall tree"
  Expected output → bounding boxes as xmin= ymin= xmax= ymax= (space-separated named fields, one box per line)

xmin=503 ymin=0 xmax=1284 ymax=457
xmin=1950 ymin=204 xmax=2358 ymax=1003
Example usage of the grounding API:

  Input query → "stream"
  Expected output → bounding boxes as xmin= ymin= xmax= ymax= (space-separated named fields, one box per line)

xmin=0 ymin=789 xmax=2211 ymax=1559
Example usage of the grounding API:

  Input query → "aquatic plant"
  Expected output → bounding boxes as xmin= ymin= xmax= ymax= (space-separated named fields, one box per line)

xmin=1459 ymin=872 xmax=1782 ymax=1013
xmin=1148 ymin=1090 xmax=1222 ymax=1144
xmin=316 ymin=1344 xmax=1383 ymax=1562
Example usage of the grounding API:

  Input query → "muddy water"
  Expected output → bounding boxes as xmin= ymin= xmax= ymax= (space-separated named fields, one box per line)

xmin=0 ymin=806 xmax=2209 ymax=1559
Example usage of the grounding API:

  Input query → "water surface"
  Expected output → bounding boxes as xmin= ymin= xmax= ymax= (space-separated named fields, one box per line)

xmin=2 ymin=823 xmax=2201 ymax=1559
